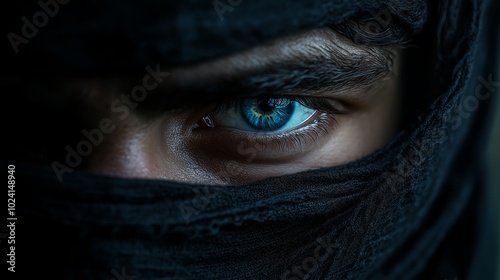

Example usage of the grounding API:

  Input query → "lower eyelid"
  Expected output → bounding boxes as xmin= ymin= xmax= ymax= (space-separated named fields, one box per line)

xmin=210 ymin=109 xmax=320 ymax=134
xmin=188 ymin=113 xmax=337 ymax=161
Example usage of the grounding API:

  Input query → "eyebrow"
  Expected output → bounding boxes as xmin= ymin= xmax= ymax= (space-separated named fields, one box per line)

xmin=141 ymin=27 xmax=400 ymax=111
xmin=231 ymin=51 xmax=394 ymax=98
xmin=148 ymin=54 xmax=395 ymax=112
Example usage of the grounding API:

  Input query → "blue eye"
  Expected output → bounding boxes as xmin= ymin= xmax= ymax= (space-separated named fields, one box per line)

xmin=241 ymin=98 xmax=295 ymax=130
xmin=209 ymin=97 xmax=317 ymax=133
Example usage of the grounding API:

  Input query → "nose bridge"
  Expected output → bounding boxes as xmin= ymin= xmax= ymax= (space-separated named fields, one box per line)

xmin=81 ymin=120 xmax=210 ymax=183
xmin=82 ymin=127 xmax=156 ymax=179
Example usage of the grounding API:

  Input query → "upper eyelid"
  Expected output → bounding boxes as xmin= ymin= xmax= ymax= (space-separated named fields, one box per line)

xmin=158 ymin=54 xmax=393 ymax=109
xmin=211 ymin=95 xmax=347 ymax=116
xmin=153 ymin=32 xmax=397 ymax=111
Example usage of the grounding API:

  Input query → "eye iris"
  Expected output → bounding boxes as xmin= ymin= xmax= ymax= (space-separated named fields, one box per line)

xmin=241 ymin=98 xmax=295 ymax=130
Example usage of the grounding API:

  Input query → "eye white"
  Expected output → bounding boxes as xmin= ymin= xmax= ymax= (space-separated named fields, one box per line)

xmin=212 ymin=99 xmax=316 ymax=133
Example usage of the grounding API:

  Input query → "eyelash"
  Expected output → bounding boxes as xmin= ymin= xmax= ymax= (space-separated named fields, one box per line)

xmin=195 ymin=95 xmax=343 ymax=156
xmin=237 ymin=112 xmax=335 ymax=154
xmin=211 ymin=95 xmax=346 ymax=115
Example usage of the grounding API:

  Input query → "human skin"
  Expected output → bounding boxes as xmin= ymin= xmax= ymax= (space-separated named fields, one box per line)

xmin=64 ymin=27 xmax=402 ymax=185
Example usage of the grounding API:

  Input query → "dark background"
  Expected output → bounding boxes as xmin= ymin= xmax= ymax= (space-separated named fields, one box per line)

xmin=486 ymin=36 xmax=500 ymax=278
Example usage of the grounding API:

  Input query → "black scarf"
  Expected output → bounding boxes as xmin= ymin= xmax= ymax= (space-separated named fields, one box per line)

xmin=2 ymin=0 xmax=498 ymax=279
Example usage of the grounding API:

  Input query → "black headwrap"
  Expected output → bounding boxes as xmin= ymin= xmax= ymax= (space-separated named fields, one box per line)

xmin=2 ymin=0 xmax=498 ymax=279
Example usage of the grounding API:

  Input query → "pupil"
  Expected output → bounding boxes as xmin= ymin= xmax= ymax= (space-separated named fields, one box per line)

xmin=257 ymin=99 xmax=276 ymax=113
xmin=241 ymin=98 xmax=295 ymax=131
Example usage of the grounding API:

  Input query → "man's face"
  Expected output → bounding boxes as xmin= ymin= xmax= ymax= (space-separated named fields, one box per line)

xmin=66 ymin=27 xmax=402 ymax=185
